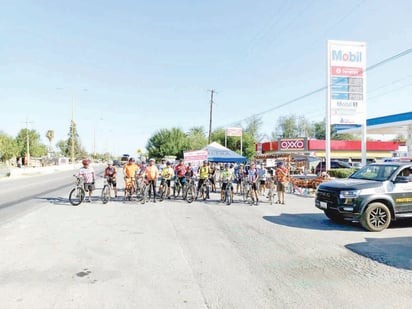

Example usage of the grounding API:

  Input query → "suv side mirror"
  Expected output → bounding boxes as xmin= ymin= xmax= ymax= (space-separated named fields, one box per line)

xmin=395 ymin=176 xmax=410 ymax=183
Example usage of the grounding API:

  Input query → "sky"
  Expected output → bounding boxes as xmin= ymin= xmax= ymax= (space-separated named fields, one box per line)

xmin=1 ymin=0 xmax=411 ymax=157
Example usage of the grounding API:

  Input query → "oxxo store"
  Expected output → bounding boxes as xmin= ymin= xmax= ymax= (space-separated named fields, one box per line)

xmin=256 ymin=138 xmax=400 ymax=170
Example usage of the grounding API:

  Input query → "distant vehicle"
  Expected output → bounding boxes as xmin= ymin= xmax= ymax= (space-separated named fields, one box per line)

xmin=120 ymin=154 xmax=130 ymax=166
xmin=315 ymin=160 xmax=352 ymax=175
xmin=113 ymin=159 xmax=120 ymax=167
xmin=349 ymin=162 xmax=363 ymax=168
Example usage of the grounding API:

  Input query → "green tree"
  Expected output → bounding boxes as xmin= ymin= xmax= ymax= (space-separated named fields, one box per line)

xmin=146 ymin=127 xmax=188 ymax=160
xmin=313 ymin=119 xmax=326 ymax=139
xmin=15 ymin=129 xmax=48 ymax=157
xmin=56 ymin=121 xmax=86 ymax=160
xmin=0 ymin=132 xmax=19 ymax=161
xmin=245 ymin=115 xmax=263 ymax=142
xmin=186 ymin=127 xmax=208 ymax=151
xmin=46 ymin=130 xmax=54 ymax=153
xmin=277 ymin=115 xmax=299 ymax=138
xmin=210 ymin=128 xmax=256 ymax=161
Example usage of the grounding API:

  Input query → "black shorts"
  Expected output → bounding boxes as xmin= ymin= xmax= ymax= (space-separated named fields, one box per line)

xmin=260 ymin=180 xmax=266 ymax=186
xmin=221 ymin=182 xmax=233 ymax=191
xmin=107 ymin=177 xmax=117 ymax=187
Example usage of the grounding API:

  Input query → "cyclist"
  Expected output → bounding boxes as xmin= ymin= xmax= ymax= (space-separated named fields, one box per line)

xmin=160 ymin=161 xmax=174 ymax=199
xmin=174 ymin=159 xmax=187 ymax=189
xmin=247 ymin=162 xmax=259 ymax=205
xmin=144 ymin=158 xmax=159 ymax=203
xmin=220 ymin=163 xmax=235 ymax=202
xmin=208 ymin=162 xmax=217 ymax=192
xmin=79 ymin=159 xmax=95 ymax=202
xmin=123 ymin=157 xmax=139 ymax=199
xmin=104 ymin=160 xmax=118 ymax=198
xmin=196 ymin=160 xmax=210 ymax=200
xmin=234 ymin=164 xmax=246 ymax=194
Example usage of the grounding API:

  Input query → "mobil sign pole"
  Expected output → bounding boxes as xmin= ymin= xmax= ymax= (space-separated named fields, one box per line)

xmin=327 ymin=40 xmax=367 ymax=169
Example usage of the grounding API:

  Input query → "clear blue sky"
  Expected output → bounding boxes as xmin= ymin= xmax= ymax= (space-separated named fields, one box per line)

xmin=1 ymin=0 xmax=411 ymax=157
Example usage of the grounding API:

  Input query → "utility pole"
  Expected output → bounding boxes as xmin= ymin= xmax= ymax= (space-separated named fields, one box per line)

xmin=23 ymin=118 xmax=32 ymax=166
xmin=208 ymin=89 xmax=215 ymax=144
xmin=71 ymin=96 xmax=75 ymax=165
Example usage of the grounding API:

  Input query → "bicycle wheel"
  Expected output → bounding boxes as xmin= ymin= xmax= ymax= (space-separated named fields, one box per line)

xmin=69 ymin=186 xmax=85 ymax=206
xmin=186 ymin=185 xmax=195 ymax=203
xmin=159 ymin=183 xmax=168 ymax=201
xmin=140 ymin=185 xmax=149 ymax=204
xmin=225 ymin=188 xmax=232 ymax=205
xmin=101 ymin=185 xmax=110 ymax=204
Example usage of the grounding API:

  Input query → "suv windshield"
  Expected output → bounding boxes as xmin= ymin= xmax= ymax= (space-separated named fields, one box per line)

xmin=349 ymin=164 xmax=399 ymax=181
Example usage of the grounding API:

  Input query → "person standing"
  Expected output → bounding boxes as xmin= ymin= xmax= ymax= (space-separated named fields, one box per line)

xmin=235 ymin=164 xmax=246 ymax=194
xmin=79 ymin=159 xmax=96 ymax=203
xmin=145 ymin=158 xmax=159 ymax=203
xmin=275 ymin=161 xmax=289 ymax=205
xmin=123 ymin=157 xmax=140 ymax=199
xmin=258 ymin=164 xmax=268 ymax=196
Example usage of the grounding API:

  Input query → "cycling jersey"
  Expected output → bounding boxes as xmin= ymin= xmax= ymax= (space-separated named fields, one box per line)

xmin=123 ymin=163 xmax=139 ymax=178
xmin=175 ymin=164 xmax=186 ymax=178
xmin=220 ymin=169 xmax=234 ymax=183
xmin=104 ymin=166 xmax=117 ymax=178
xmin=161 ymin=166 xmax=174 ymax=180
xmin=145 ymin=164 xmax=159 ymax=181
xmin=199 ymin=166 xmax=209 ymax=179
xmin=248 ymin=168 xmax=258 ymax=182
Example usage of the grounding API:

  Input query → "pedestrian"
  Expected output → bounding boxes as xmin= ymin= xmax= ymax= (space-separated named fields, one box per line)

xmin=104 ymin=160 xmax=118 ymax=198
xmin=275 ymin=161 xmax=289 ymax=205
xmin=79 ymin=159 xmax=96 ymax=202
xmin=258 ymin=163 xmax=268 ymax=196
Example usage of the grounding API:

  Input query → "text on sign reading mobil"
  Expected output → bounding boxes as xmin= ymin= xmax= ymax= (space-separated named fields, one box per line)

xmin=332 ymin=50 xmax=362 ymax=62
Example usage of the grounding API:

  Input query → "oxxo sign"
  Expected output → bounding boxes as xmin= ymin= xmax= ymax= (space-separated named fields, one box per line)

xmin=279 ymin=138 xmax=305 ymax=151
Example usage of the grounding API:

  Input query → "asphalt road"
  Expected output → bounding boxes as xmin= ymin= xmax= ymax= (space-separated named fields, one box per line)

xmin=0 ymin=168 xmax=411 ymax=309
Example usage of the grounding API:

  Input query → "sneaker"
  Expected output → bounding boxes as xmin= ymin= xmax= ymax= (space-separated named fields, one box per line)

xmin=282 ymin=201 xmax=285 ymax=205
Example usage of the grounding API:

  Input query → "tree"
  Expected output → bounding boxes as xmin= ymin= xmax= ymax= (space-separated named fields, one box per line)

xmin=276 ymin=115 xmax=299 ymax=138
xmin=313 ymin=120 xmax=326 ymax=139
xmin=15 ymin=128 xmax=48 ymax=157
xmin=245 ymin=115 xmax=263 ymax=142
xmin=186 ymin=127 xmax=208 ymax=151
xmin=57 ymin=121 xmax=86 ymax=160
xmin=46 ymin=130 xmax=54 ymax=153
xmin=0 ymin=132 xmax=19 ymax=161
xmin=146 ymin=127 xmax=187 ymax=160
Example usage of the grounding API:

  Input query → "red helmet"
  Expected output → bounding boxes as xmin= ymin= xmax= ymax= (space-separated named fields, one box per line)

xmin=82 ymin=159 xmax=89 ymax=165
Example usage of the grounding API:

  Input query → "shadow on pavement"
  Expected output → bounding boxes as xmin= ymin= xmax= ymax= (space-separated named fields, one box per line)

xmin=346 ymin=237 xmax=412 ymax=270
xmin=263 ymin=213 xmax=364 ymax=231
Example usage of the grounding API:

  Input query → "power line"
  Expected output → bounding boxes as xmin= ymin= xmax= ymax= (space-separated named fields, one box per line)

xmin=223 ymin=47 xmax=412 ymax=127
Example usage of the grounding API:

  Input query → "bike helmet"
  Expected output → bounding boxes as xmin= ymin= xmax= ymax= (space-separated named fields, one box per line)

xmin=224 ymin=163 xmax=229 ymax=168
xmin=203 ymin=160 xmax=208 ymax=164
xmin=166 ymin=161 xmax=171 ymax=165
xmin=129 ymin=157 xmax=135 ymax=162
xmin=82 ymin=159 xmax=89 ymax=165
xmin=149 ymin=158 xmax=155 ymax=162
xmin=108 ymin=160 xmax=113 ymax=165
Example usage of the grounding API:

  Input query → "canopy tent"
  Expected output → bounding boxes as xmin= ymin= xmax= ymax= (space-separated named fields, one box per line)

xmin=203 ymin=142 xmax=247 ymax=163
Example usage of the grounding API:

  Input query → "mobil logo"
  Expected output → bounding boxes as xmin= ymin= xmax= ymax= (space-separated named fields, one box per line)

xmin=332 ymin=50 xmax=362 ymax=62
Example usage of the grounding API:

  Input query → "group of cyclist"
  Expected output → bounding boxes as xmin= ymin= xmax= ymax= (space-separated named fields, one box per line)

xmin=78 ymin=157 xmax=289 ymax=205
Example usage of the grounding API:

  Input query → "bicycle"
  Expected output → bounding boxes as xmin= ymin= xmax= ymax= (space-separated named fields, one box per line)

xmin=266 ymin=180 xmax=277 ymax=205
xmin=198 ymin=178 xmax=210 ymax=200
xmin=243 ymin=181 xmax=257 ymax=205
xmin=184 ymin=177 xmax=196 ymax=203
xmin=223 ymin=181 xmax=233 ymax=205
xmin=158 ymin=178 xmax=169 ymax=201
xmin=101 ymin=177 xmax=113 ymax=204
xmin=124 ymin=177 xmax=136 ymax=201
xmin=69 ymin=175 xmax=85 ymax=206
xmin=137 ymin=178 xmax=150 ymax=204
xmin=173 ymin=177 xmax=184 ymax=199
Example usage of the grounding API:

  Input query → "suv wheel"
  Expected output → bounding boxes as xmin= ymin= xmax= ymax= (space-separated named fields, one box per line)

xmin=360 ymin=202 xmax=391 ymax=232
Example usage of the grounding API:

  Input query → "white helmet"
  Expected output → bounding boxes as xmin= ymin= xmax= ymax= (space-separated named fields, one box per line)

xmin=108 ymin=160 xmax=113 ymax=165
